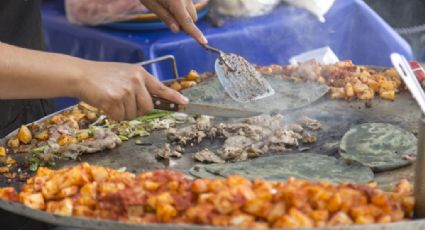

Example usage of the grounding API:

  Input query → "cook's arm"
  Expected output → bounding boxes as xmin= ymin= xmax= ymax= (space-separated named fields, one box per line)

xmin=0 ymin=42 xmax=188 ymax=120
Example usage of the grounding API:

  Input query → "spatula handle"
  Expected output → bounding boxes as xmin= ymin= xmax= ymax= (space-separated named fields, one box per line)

xmin=152 ymin=96 xmax=181 ymax=112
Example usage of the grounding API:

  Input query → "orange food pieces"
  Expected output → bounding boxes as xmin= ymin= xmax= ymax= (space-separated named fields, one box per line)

xmin=0 ymin=163 xmax=414 ymax=228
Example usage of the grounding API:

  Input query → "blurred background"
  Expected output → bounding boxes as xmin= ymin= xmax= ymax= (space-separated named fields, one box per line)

xmin=365 ymin=0 xmax=425 ymax=60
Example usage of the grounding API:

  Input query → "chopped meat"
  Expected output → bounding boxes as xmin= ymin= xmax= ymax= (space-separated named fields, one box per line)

xmin=223 ymin=136 xmax=254 ymax=149
xmin=298 ymin=116 xmax=321 ymax=130
xmin=160 ymin=114 xmax=320 ymax=163
xmin=155 ymin=144 xmax=171 ymax=159
xmin=302 ymin=132 xmax=317 ymax=144
xmin=287 ymin=124 xmax=303 ymax=133
xmin=219 ymin=147 xmax=248 ymax=161
xmin=175 ymin=145 xmax=185 ymax=153
xmin=268 ymin=144 xmax=287 ymax=153
xmin=149 ymin=118 xmax=176 ymax=129
xmin=193 ymin=149 xmax=224 ymax=163
xmin=195 ymin=115 xmax=212 ymax=131
xmin=268 ymin=129 xmax=301 ymax=146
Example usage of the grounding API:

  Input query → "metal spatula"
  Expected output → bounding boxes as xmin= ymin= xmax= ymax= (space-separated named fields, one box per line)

xmin=203 ymin=45 xmax=275 ymax=103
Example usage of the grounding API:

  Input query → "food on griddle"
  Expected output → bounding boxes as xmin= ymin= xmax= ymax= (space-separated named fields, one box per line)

xmin=0 ymin=163 xmax=413 ymax=228
xmin=160 ymin=114 xmax=320 ymax=163
xmin=155 ymin=143 xmax=182 ymax=159
xmin=1 ymin=102 xmax=177 ymax=172
xmin=258 ymin=61 xmax=402 ymax=101
xmin=193 ymin=148 xmax=225 ymax=163
xmin=302 ymin=132 xmax=317 ymax=144
xmin=340 ymin=123 xmax=417 ymax=172
xmin=167 ymin=70 xmax=210 ymax=92
xmin=190 ymin=153 xmax=374 ymax=184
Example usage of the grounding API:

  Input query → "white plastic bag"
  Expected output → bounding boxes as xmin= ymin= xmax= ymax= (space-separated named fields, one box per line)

xmin=289 ymin=47 xmax=339 ymax=65
xmin=65 ymin=0 xmax=148 ymax=25
xmin=282 ymin=0 xmax=335 ymax=22
xmin=210 ymin=0 xmax=280 ymax=17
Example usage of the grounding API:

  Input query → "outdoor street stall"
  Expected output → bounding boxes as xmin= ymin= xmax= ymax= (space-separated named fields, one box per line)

xmin=1 ymin=1 xmax=424 ymax=230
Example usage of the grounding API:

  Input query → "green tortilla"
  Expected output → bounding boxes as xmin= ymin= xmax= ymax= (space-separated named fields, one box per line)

xmin=340 ymin=123 xmax=417 ymax=172
xmin=189 ymin=153 xmax=374 ymax=184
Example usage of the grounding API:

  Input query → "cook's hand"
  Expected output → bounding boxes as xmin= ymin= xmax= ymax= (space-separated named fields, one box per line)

xmin=76 ymin=61 xmax=188 ymax=121
xmin=140 ymin=0 xmax=208 ymax=45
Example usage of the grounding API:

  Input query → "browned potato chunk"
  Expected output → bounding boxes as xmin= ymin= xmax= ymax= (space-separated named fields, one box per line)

xmin=170 ymin=81 xmax=182 ymax=91
xmin=329 ymin=87 xmax=345 ymax=99
xmin=180 ymin=81 xmax=197 ymax=89
xmin=7 ymin=138 xmax=20 ymax=148
xmin=185 ymin=70 xmax=200 ymax=82
xmin=17 ymin=125 xmax=32 ymax=144
xmin=85 ymin=111 xmax=97 ymax=120
xmin=0 ymin=167 xmax=9 ymax=173
xmin=46 ymin=198 xmax=73 ymax=216
xmin=0 ymin=147 xmax=6 ymax=157
xmin=20 ymin=192 xmax=45 ymax=210
xmin=344 ymin=83 xmax=354 ymax=99
xmin=57 ymin=134 xmax=76 ymax=146
xmin=34 ymin=130 xmax=49 ymax=141
xmin=380 ymin=91 xmax=395 ymax=101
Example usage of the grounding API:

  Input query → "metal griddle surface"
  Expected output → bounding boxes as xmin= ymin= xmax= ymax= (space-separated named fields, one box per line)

xmin=0 ymin=92 xmax=422 ymax=230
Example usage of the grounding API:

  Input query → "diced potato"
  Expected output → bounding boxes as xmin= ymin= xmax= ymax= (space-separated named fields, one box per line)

xmin=380 ymin=90 xmax=395 ymax=101
xmin=42 ymin=179 xmax=61 ymax=199
xmin=358 ymin=89 xmax=374 ymax=100
xmin=50 ymin=114 xmax=65 ymax=125
xmin=85 ymin=111 xmax=97 ymax=120
xmin=17 ymin=125 xmax=32 ymax=144
xmin=20 ymin=192 xmax=45 ymax=210
xmin=57 ymin=134 xmax=74 ymax=146
xmin=353 ymin=82 xmax=369 ymax=94
xmin=69 ymin=113 xmax=86 ymax=122
xmin=56 ymin=186 xmax=79 ymax=199
xmin=289 ymin=208 xmax=313 ymax=228
xmin=0 ymin=147 xmax=6 ymax=157
xmin=7 ymin=138 xmax=20 ymax=148
xmin=330 ymin=87 xmax=345 ymax=99
xmin=185 ymin=70 xmax=200 ymax=82
xmin=0 ymin=167 xmax=9 ymax=173
xmin=170 ymin=81 xmax=182 ymax=91
xmin=266 ymin=202 xmax=286 ymax=223
xmin=156 ymin=203 xmax=177 ymax=222
xmin=344 ymin=83 xmax=354 ymax=99
xmin=5 ymin=156 xmax=16 ymax=165
xmin=34 ymin=130 xmax=49 ymax=141
xmin=46 ymin=198 xmax=73 ymax=216
xmin=74 ymin=205 xmax=94 ymax=217
xmin=180 ymin=81 xmax=197 ymax=89
xmin=379 ymin=81 xmax=395 ymax=92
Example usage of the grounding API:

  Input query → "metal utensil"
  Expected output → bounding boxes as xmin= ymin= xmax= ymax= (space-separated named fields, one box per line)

xmin=138 ymin=55 xmax=261 ymax=118
xmin=203 ymin=44 xmax=275 ymax=103
xmin=390 ymin=53 xmax=425 ymax=218
xmin=152 ymin=96 xmax=261 ymax=118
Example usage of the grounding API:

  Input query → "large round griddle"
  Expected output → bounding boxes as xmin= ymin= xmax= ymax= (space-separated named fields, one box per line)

xmin=0 ymin=91 xmax=423 ymax=229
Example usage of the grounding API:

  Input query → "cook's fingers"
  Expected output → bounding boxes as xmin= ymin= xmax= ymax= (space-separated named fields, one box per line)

xmin=135 ymin=85 xmax=154 ymax=116
xmin=141 ymin=0 xmax=180 ymax=32
xmin=186 ymin=1 xmax=197 ymax=22
xmin=123 ymin=94 xmax=137 ymax=120
xmin=145 ymin=74 xmax=189 ymax=105
xmin=171 ymin=3 xmax=207 ymax=44
xmin=105 ymin=102 xmax=125 ymax=121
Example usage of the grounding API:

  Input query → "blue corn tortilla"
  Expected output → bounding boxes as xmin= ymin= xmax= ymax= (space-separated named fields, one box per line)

xmin=340 ymin=123 xmax=417 ymax=172
xmin=189 ymin=153 xmax=374 ymax=184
